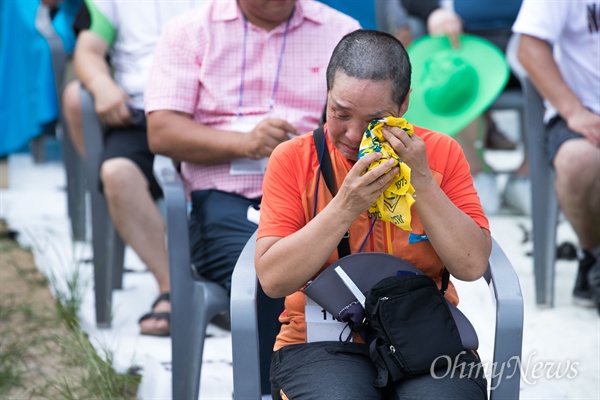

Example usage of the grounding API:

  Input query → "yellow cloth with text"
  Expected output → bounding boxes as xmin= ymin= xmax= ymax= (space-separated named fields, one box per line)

xmin=358 ymin=117 xmax=415 ymax=231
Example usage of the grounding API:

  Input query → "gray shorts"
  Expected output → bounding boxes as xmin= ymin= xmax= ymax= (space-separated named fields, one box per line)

xmin=546 ymin=116 xmax=585 ymax=166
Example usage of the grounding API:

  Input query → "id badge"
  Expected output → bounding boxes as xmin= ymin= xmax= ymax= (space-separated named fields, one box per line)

xmin=305 ymin=297 xmax=350 ymax=343
xmin=229 ymin=117 xmax=269 ymax=175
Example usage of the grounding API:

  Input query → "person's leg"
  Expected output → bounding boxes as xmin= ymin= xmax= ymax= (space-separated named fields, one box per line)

xmin=456 ymin=117 xmax=500 ymax=215
xmin=553 ymin=139 xmax=600 ymax=251
xmin=100 ymin=126 xmax=170 ymax=334
xmin=554 ymin=140 xmax=600 ymax=306
xmin=62 ymin=80 xmax=85 ymax=158
xmin=548 ymin=118 xmax=600 ymax=307
xmin=454 ymin=118 xmax=486 ymax=176
xmin=189 ymin=190 xmax=260 ymax=293
xmin=502 ymin=158 xmax=531 ymax=216
xmin=270 ymin=342 xmax=383 ymax=400
xmin=484 ymin=110 xmax=517 ymax=151
xmin=390 ymin=350 xmax=488 ymax=400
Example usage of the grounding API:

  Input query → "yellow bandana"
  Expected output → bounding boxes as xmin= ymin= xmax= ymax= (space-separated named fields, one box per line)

xmin=358 ymin=117 xmax=415 ymax=231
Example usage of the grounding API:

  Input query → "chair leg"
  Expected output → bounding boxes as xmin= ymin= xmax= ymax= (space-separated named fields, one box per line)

xmin=110 ymin=229 xmax=125 ymax=290
xmin=91 ymin=188 xmax=114 ymax=327
xmin=171 ymin=281 xmax=229 ymax=400
xmin=91 ymin=190 xmax=126 ymax=326
xmin=60 ymin=119 xmax=86 ymax=241
xmin=30 ymin=132 xmax=49 ymax=164
xmin=532 ymin=183 xmax=559 ymax=307
xmin=524 ymin=79 xmax=558 ymax=307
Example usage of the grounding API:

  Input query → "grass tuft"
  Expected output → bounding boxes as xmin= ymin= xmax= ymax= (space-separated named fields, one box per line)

xmin=0 ymin=220 xmax=140 ymax=398
xmin=0 ymin=339 xmax=24 ymax=395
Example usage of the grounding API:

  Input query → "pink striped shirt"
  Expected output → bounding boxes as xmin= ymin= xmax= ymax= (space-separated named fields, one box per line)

xmin=145 ymin=0 xmax=360 ymax=199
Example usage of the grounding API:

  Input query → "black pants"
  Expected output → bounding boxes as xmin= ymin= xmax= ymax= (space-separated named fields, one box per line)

xmin=188 ymin=189 xmax=259 ymax=293
xmin=271 ymin=342 xmax=488 ymax=400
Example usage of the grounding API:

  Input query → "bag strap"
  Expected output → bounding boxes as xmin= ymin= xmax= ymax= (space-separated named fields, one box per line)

xmin=441 ymin=267 xmax=450 ymax=294
xmin=313 ymin=126 xmax=351 ymax=258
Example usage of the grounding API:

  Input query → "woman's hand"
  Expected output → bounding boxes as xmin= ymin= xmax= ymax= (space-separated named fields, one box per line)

xmin=333 ymin=151 xmax=399 ymax=219
xmin=382 ymin=126 xmax=434 ymax=189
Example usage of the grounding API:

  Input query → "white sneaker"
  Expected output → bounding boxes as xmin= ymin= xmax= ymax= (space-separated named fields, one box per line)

xmin=503 ymin=175 xmax=532 ymax=216
xmin=473 ymin=172 xmax=500 ymax=215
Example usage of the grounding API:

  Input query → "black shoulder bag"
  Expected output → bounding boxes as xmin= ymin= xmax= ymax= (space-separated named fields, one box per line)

xmin=312 ymin=126 xmax=466 ymax=387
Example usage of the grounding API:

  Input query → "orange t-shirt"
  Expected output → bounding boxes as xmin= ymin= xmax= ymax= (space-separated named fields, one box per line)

xmin=258 ymin=124 xmax=490 ymax=351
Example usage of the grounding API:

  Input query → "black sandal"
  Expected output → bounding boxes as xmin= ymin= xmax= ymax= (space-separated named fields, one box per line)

xmin=139 ymin=292 xmax=170 ymax=337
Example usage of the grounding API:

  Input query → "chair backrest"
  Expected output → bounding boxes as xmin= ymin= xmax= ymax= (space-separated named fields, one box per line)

xmin=37 ymin=3 xmax=87 ymax=240
xmin=231 ymin=231 xmax=285 ymax=399
xmin=153 ymin=154 xmax=231 ymax=400
xmin=30 ymin=3 xmax=68 ymax=163
xmin=231 ymin=235 xmax=523 ymax=399
xmin=79 ymin=86 xmax=126 ymax=326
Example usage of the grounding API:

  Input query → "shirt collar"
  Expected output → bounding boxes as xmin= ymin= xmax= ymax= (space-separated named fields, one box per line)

xmin=211 ymin=0 xmax=238 ymax=22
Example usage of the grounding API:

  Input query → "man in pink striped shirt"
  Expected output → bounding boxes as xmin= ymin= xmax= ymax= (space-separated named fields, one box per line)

xmin=145 ymin=0 xmax=359 ymax=292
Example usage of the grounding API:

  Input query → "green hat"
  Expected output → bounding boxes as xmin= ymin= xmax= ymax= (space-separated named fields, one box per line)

xmin=403 ymin=34 xmax=509 ymax=136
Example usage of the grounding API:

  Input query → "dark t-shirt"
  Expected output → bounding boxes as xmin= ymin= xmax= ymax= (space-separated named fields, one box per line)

xmin=72 ymin=2 xmax=90 ymax=36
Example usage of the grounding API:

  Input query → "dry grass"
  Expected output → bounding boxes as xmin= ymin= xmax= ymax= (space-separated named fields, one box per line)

xmin=0 ymin=220 xmax=140 ymax=399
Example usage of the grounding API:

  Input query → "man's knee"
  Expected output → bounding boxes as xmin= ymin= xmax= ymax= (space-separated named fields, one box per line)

xmin=100 ymin=158 xmax=146 ymax=200
xmin=62 ymin=81 xmax=81 ymax=117
xmin=62 ymin=81 xmax=86 ymax=157
xmin=554 ymin=139 xmax=599 ymax=189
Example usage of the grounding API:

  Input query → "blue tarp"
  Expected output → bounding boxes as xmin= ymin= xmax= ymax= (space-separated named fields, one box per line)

xmin=0 ymin=0 xmax=81 ymax=157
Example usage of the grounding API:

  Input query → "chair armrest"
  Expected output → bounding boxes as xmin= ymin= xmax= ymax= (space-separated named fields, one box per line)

xmin=35 ymin=4 xmax=66 ymax=104
xmin=152 ymin=155 xmax=193 ymax=288
xmin=153 ymin=155 xmax=185 ymax=209
xmin=231 ymin=230 xmax=262 ymax=400
xmin=485 ymin=237 xmax=524 ymax=400
xmin=80 ymin=87 xmax=104 ymax=176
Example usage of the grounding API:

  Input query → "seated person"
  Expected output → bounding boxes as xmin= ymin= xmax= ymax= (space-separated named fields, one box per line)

xmin=62 ymin=0 xmax=197 ymax=336
xmin=145 ymin=0 xmax=360 ymax=293
xmin=255 ymin=30 xmax=491 ymax=399
xmin=513 ymin=0 xmax=600 ymax=310
xmin=396 ymin=0 xmax=530 ymax=216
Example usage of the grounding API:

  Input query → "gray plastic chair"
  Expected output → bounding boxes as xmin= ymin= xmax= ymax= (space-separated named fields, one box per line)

xmin=79 ymin=86 xmax=125 ymax=327
xmin=521 ymin=76 xmax=559 ymax=307
xmin=153 ymin=154 xmax=230 ymax=400
xmin=506 ymin=33 xmax=559 ymax=307
xmin=35 ymin=3 xmax=87 ymax=241
xmin=230 ymin=234 xmax=524 ymax=400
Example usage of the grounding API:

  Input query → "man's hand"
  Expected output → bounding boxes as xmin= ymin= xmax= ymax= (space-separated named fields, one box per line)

xmin=41 ymin=0 xmax=62 ymax=7
xmin=242 ymin=118 xmax=298 ymax=159
xmin=427 ymin=8 xmax=463 ymax=49
xmin=88 ymin=76 xmax=131 ymax=127
xmin=567 ymin=108 xmax=600 ymax=147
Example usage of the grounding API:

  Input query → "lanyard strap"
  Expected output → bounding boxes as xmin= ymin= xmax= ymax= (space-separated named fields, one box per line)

xmin=238 ymin=9 xmax=294 ymax=118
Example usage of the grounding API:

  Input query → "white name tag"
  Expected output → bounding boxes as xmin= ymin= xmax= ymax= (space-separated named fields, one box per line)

xmin=230 ymin=157 xmax=268 ymax=175
xmin=246 ymin=205 xmax=260 ymax=224
xmin=305 ymin=297 xmax=350 ymax=343
xmin=229 ymin=117 xmax=269 ymax=175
